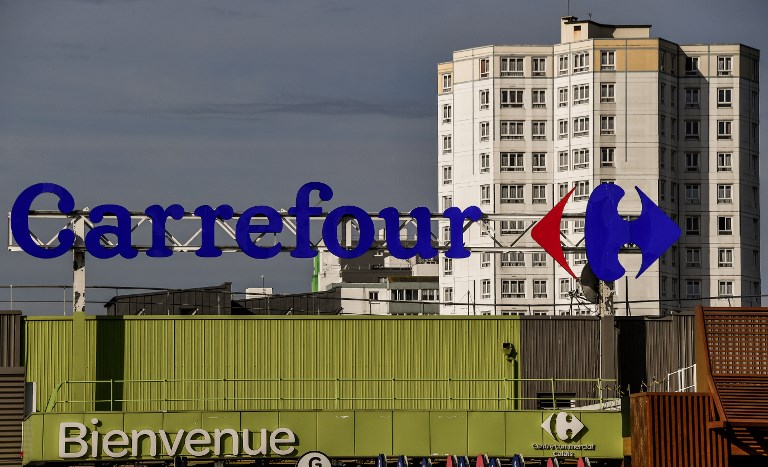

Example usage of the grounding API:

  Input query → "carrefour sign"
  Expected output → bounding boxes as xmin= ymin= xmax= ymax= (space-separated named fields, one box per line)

xmin=11 ymin=182 xmax=481 ymax=261
xmin=10 ymin=182 xmax=681 ymax=282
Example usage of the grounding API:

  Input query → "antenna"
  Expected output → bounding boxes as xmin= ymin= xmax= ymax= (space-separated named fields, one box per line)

xmin=588 ymin=11 xmax=593 ymax=20
xmin=567 ymin=0 xmax=570 ymax=16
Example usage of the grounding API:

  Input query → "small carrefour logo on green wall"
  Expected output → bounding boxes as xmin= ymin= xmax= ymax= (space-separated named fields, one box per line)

xmin=541 ymin=411 xmax=586 ymax=442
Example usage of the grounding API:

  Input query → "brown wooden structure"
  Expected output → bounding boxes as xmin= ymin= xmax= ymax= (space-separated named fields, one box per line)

xmin=697 ymin=306 xmax=768 ymax=456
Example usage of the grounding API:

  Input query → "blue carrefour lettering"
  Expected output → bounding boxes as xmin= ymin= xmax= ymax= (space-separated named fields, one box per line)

xmin=585 ymin=184 xmax=681 ymax=281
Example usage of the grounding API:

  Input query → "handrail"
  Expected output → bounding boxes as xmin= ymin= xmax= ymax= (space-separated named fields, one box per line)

xmin=43 ymin=377 xmax=621 ymax=413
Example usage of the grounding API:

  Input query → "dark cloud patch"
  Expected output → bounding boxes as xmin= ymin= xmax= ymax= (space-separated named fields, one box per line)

xmin=124 ymin=97 xmax=434 ymax=120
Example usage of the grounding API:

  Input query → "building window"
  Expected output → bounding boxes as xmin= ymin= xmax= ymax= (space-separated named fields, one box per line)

xmin=442 ymin=226 xmax=450 ymax=243
xmin=573 ymin=252 xmax=587 ymax=265
xmin=659 ymin=116 xmax=666 ymax=137
xmin=685 ymin=216 xmax=700 ymax=235
xmin=558 ymin=183 xmax=569 ymax=199
xmin=684 ymin=120 xmax=700 ymax=140
xmin=481 ymin=279 xmax=491 ymax=299
xmin=600 ymin=83 xmax=615 ymax=103
xmin=660 ymin=83 xmax=665 ymax=104
xmin=685 ymin=248 xmax=701 ymax=268
xmin=558 ymin=151 xmax=569 ymax=171
xmin=480 ymin=153 xmax=490 ymax=173
xmin=685 ymin=152 xmax=700 ymax=172
xmin=671 ymin=118 xmax=677 ymax=140
xmin=443 ymin=287 xmax=453 ymax=303
xmin=533 ymin=280 xmax=548 ymax=298
xmin=421 ymin=289 xmax=439 ymax=301
xmin=480 ymin=121 xmax=490 ymax=141
xmin=717 ymin=56 xmax=733 ymax=76
xmin=532 ymin=57 xmax=546 ymax=76
xmin=369 ymin=291 xmax=379 ymax=301
xmin=671 ymin=150 xmax=677 ymax=172
xmin=685 ymin=184 xmax=700 ymax=204
xmin=441 ymin=104 xmax=452 ymax=124
xmin=443 ymin=258 xmax=453 ymax=276
xmin=573 ymin=84 xmax=589 ymax=105
xmin=501 ymin=220 xmax=526 ymax=235
xmin=500 ymin=184 xmax=524 ymax=203
xmin=500 ymin=121 xmax=524 ymax=140
xmin=442 ymin=166 xmax=452 ymax=185
xmin=560 ymin=221 xmax=568 ymax=235
xmin=718 ymin=249 xmax=733 ymax=268
xmin=686 ymin=280 xmax=701 ymax=299
xmin=559 ymin=279 xmax=571 ymax=299
xmin=532 ymin=89 xmax=546 ymax=108
xmin=533 ymin=252 xmax=547 ymax=267
xmin=442 ymin=196 xmax=453 ymax=210
xmin=684 ymin=88 xmax=700 ymax=108
xmin=755 ymin=218 xmax=760 ymax=239
xmin=532 ymin=185 xmax=547 ymax=204
xmin=501 ymin=251 xmax=525 ymax=267
xmin=574 ymin=180 xmax=590 ymax=201
xmin=718 ymin=216 xmax=733 ymax=234
xmin=573 ymin=117 xmax=590 ymax=137
xmin=685 ymin=56 xmax=699 ymax=75
xmin=500 ymin=89 xmax=524 ymax=108
xmin=479 ymin=58 xmax=490 ymax=78
xmin=558 ymin=55 xmax=569 ymax=75
xmin=558 ymin=119 xmax=569 ymax=139
xmin=573 ymin=148 xmax=590 ymax=169
xmin=558 ymin=87 xmax=568 ymax=107
xmin=532 ymin=153 xmax=546 ymax=172
xmin=718 ymin=281 xmax=734 ymax=297
xmin=500 ymin=56 xmax=524 ymax=76
xmin=601 ymin=51 xmax=615 ymax=71
xmin=717 ymin=184 xmax=733 ymax=204
xmin=717 ymin=120 xmax=732 ymax=140
xmin=480 ymin=253 xmax=491 ymax=268
xmin=479 ymin=89 xmax=490 ymax=110
xmin=532 ymin=121 xmax=547 ymax=140
xmin=573 ymin=220 xmax=585 ymax=233
xmin=480 ymin=185 xmax=491 ymax=204
xmin=671 ymin=182 xmax=677 ymax=202
xmin=442 ymin=135 xmax=452 ymax=153
xmin=754 ymin=250 xmax=760 ymax=270
xmin=601 ymin=147 xmax=615 ymax=167
xmin=659 ymin=148 xmax=665 ymax=169
xmin=501 ymin=279 xmax=525 ymax=298
xmin=717 ymin=88 xmax=732 ymax=108
xmin=661 ymin=277 xmax=667 ymax=297
xmin=659 ymin=180 xmax=666 ymax=201
xmin=573 ymin=51 xmax=590 ymax=73
xmin=600 ymin=115 xmax=615 ymax=135
xmin=441 ymin=73 xmax=452 ymax=93
xmin=501 ymin=152 xmax=524 ymax=172
xmin=659 ymin=51 xmax=666 ymax=72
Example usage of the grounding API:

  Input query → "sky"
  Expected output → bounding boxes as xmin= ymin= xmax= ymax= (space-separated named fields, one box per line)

xmin=0 ymin=0 xmax=767 ymax=313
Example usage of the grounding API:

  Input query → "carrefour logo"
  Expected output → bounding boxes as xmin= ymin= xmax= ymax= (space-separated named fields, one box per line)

xmin=533 ymin=183 xmax=681 ymax=282
xmin=541 ymin=412 xmax=586 ymax=443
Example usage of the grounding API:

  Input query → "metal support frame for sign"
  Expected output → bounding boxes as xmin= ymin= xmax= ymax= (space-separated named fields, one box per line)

xmin=8 ymin=210 xmax=635 ymax=314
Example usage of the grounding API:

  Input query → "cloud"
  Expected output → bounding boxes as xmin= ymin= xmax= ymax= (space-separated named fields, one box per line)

xmin=122 ymin=97 xmax=433 ymax=120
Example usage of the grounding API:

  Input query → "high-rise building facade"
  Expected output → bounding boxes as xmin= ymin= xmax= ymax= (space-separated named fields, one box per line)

xmin=437 ymin=17 xmax=760 ymax=316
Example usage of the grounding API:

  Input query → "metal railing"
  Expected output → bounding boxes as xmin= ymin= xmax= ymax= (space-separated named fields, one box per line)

xmin=44 ymin=377 xmax=621 ymax=413
xmin=640 ymin=364 xmax=697 ymax=393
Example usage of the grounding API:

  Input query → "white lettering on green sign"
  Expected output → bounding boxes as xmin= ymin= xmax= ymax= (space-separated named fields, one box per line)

xmin=59 ymin=420 xmax=296 ymax=459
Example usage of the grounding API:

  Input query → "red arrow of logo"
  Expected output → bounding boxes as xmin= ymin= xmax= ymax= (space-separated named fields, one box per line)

xmin=531 ymin=187 xmax=577 ymax=279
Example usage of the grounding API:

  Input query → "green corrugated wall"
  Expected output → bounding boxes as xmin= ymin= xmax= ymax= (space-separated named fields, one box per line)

xmin=23 ymin=315 xmax=521 ymax=413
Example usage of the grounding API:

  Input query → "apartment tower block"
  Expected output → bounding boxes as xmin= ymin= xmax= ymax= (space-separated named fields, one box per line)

xmin=437 ymin=17 xmax=760 ymax=316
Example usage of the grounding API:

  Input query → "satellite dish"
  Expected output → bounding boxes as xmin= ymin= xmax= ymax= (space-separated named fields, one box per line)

xmin=579 ymin=263 xmax=614 ymax=304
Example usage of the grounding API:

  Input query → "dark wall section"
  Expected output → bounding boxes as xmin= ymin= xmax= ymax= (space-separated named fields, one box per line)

xmin=0 ymin=311 xmax=23 ymax=467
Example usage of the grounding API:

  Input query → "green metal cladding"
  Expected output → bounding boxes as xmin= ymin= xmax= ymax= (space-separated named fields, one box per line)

xmin=23 ymin=314 xmax=522 ymax=413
